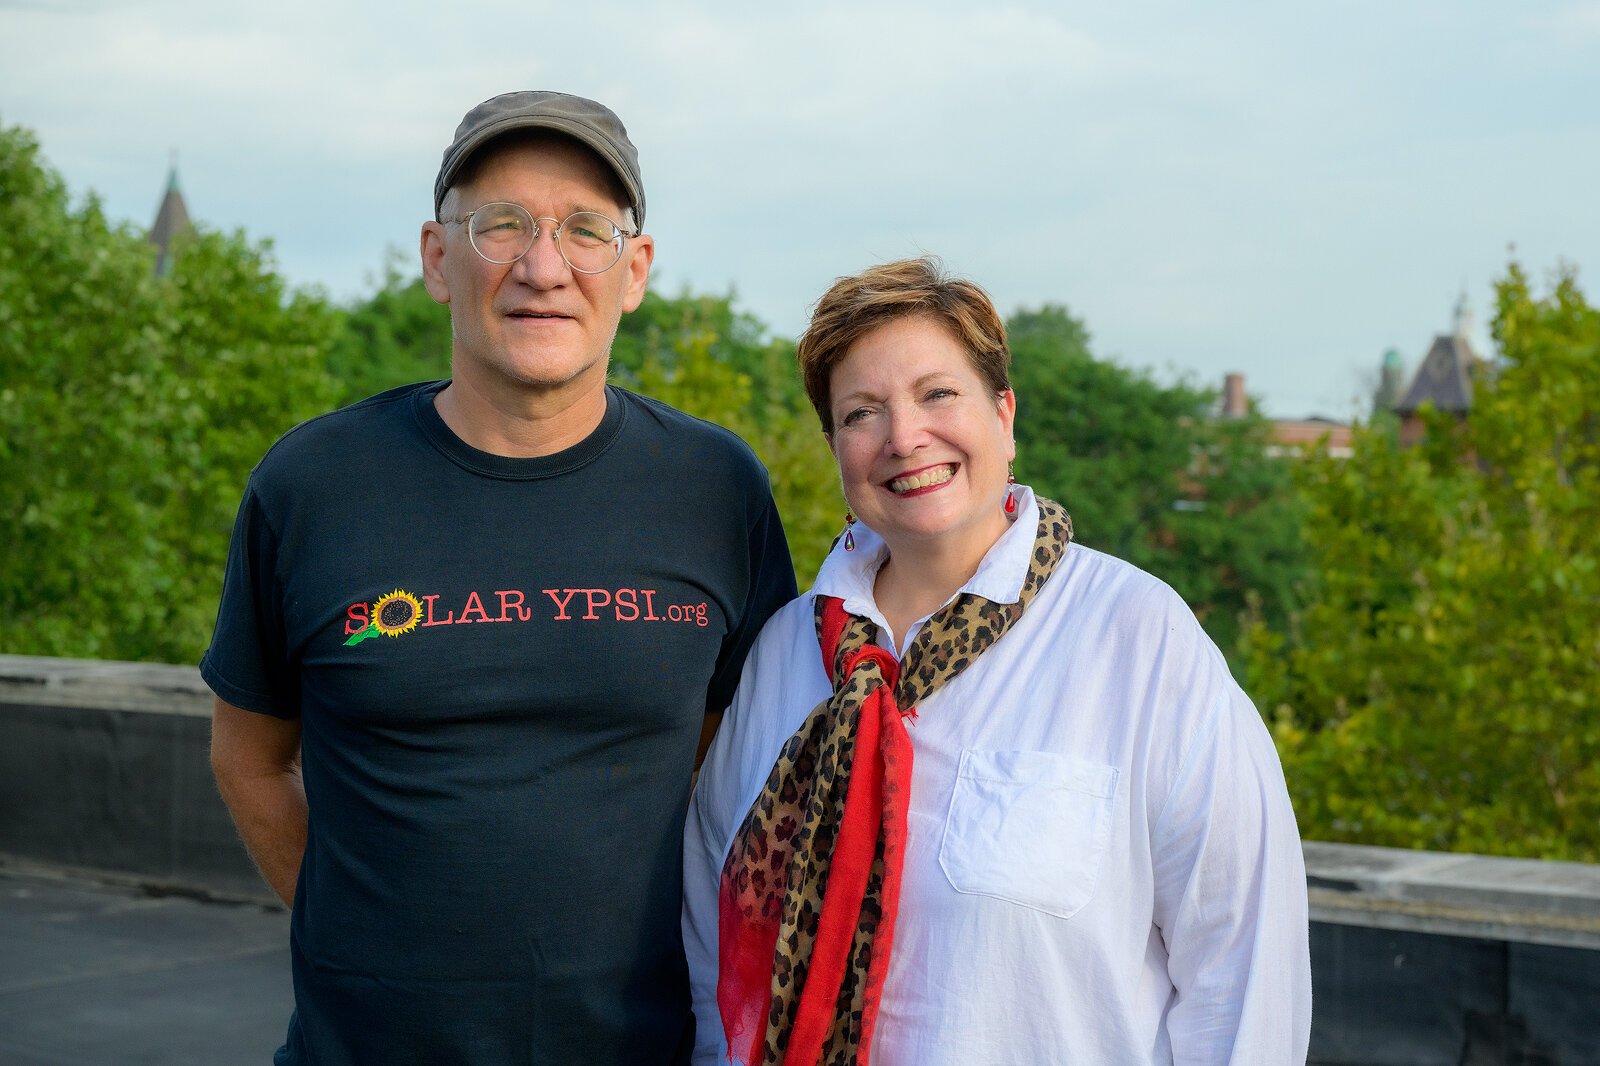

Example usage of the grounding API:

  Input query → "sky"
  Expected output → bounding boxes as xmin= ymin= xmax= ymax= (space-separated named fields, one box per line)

xmin=3 ymin=0 xmax=1597 ymax=419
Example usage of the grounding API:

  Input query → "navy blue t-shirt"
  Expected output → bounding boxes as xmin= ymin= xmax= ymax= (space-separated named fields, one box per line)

xmin=201 ymin=381 xmax=796 ymax=1065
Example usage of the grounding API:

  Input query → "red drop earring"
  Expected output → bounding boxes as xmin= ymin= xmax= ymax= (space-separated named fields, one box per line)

xmin=1003 ymin=465 xmax=1017 ymax=519
xmin=844 ymin=508 xmax=856 ymax=551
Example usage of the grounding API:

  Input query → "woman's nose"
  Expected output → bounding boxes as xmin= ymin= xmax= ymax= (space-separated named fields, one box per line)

xmin=883 ymin=405 xmax=930 ymax=455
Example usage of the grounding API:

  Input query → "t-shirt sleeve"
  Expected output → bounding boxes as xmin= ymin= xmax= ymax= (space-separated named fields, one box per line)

xmin=705 ymin=488 xmax=797 ymax=716
xmin=198 ymin=484 xmax=299 ymax=718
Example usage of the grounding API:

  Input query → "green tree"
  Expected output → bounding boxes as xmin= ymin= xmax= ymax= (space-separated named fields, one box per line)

xmin=0 ymin=124 xmax=338 ymax=663
xmin=326 ymin=251 xmax=452 ymax=406
xmin=1246 ymin=263 xmax=1600 ymax=860
xmin=1009 ymin=305 xmax=1306 ymax=657
xmin=611 ymin=286 xmax=807 ymax=408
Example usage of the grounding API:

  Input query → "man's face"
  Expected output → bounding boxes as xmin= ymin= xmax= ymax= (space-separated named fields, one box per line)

xmin=420 ymin=136 xmax=653 ymax=400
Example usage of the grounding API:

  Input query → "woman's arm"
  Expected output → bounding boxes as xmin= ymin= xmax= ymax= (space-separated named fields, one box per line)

xmin=1152 ymin=687 xmax=1312 ymax=1064
xmin=683 ymin=594 xmax=827 ymax=1066
xmin=683 ymin=757 xmax=733 ymax=1066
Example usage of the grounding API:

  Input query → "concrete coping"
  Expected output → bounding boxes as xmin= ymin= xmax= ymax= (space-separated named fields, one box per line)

xmin=1304 ymin=840 xmax=1600 ymax=950
xmin=0 ymin=654 xmax=212 ymax=718
xmin=6 ymin=654 xmax=1600 ymax=950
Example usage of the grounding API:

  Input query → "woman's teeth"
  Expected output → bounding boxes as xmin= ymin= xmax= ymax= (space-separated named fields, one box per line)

xmin=889 ymin=466 xmax=955 ymax=494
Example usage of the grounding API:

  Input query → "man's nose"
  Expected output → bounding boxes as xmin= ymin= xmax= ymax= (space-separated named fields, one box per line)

xmin=509 ymin=227 xmax=570 ymax=287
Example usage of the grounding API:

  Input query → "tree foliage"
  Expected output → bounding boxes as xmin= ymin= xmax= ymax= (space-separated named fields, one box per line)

xmin=1245 ymin=263 xmax=1600 ymax=860
xmin=0 ymin=125 xmax=338 ymax=663
xmin=1009 ymin=305 xmax=1307 ymax=658
xmin=325 ymin=251 xmax=452 ymax=406
xmin=2 ymin=118 xmax=1307 ymax=671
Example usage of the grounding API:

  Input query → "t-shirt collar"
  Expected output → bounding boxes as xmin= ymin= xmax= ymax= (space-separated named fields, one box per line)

xmin=412 ymin=380 xmax=626 ymax=480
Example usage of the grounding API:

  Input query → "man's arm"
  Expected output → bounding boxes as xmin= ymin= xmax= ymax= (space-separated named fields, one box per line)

xmin=210 ymin=697 xmax=306 ymax=908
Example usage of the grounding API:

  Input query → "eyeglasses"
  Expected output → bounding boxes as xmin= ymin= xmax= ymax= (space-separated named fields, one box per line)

xmin=442 ymin=203 xmax=638 ymax=274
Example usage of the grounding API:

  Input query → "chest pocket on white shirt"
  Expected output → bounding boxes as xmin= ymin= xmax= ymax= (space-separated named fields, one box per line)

xmin=938 ymin=749 xmax=1120 ymax=919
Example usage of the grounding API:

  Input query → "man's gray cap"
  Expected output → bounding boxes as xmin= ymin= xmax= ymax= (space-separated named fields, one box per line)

xmin=433 ymin=90 xmax=645 ymax=228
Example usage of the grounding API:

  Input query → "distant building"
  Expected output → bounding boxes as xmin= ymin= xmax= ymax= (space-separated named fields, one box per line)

xmin=1262 ymin=415 xmax=1354 ymax=459
xmin=147 ymin=163 xmax=192 ymax=276
xmin=1373 ymin=347 xmax=1405 ymax=413
xmin=1392 ymin=295 xmax=1484 ymax=446
xmin=1219 ymin=371 xmax=1353 ymax=459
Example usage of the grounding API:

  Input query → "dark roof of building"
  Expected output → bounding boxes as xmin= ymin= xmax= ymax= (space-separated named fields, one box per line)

xmin=148 ymin=166 xmax=192 ymax=276
xmin=1394 ymin=333 xmax=1479 ymax=416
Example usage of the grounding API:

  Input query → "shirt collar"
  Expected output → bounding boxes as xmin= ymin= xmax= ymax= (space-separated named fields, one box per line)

xmin=812 ymin=485 xmax=1040 ymax=620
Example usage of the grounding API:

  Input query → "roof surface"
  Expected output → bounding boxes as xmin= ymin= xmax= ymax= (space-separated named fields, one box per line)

xmin=1395 ymin=333 xmax=1479 ymax=415
xmin=0 ymin=862 xmax=291 ymax=1065
xmin=148 ymin=167 xmax=192 ymax=276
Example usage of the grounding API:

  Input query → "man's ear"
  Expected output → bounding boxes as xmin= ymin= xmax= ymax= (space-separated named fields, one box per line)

xmin=619 ymin=234 xmax=654 ymax=314
xmin=420 ymin=222 xmax=451 ymax=305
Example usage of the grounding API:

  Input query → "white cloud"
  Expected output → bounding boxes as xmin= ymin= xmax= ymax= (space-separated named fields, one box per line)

xmin=2 ymin=0 xmax=1596 ymax=417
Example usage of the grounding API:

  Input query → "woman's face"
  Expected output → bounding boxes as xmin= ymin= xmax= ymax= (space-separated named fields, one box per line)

xmin=827 ymin=315 xmax=1016 ymax=563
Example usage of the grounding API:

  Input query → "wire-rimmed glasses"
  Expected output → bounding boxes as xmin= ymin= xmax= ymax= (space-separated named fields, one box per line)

xmin=443 ymin=203 xmax=638 ymax=274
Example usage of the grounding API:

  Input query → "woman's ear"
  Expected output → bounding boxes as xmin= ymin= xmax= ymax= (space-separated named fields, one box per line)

xmin=998 ymin=389 xmax=1017 ymax=460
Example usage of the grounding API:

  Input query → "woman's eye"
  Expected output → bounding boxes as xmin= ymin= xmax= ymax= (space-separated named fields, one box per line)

xmin=841 ymin=407 xmax=873 ymax=427
xmin=926 ymin=387 xmax=956 ymax=401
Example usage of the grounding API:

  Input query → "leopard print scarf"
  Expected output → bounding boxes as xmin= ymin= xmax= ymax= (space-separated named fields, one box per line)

xmin=717 ymin=497 xmax=1074 ymax=1066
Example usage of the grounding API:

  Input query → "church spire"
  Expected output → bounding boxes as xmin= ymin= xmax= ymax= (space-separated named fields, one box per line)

xmin=148 ymin=152 xmax=192 ymax=277
xmin=1453 ymin=288 xmax=1474 ymax=341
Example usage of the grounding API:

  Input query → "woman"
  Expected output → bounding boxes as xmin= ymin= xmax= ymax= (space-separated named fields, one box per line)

xmin=683 ymin=258 xmax=1310 ymax=1065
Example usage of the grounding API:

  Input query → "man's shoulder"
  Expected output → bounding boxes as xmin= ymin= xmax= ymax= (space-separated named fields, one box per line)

xmin=253 ymin=381 xmax=436 ymax=477
xmin=612 ymin=386 xmax=765 ymax=473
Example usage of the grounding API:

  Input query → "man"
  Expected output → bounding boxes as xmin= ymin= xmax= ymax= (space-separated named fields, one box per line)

xmin=203 ymin=91 xmax=796 ymax=1065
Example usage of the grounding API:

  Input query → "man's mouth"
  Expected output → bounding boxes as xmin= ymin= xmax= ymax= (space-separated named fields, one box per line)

xmin=887 ymin=464 xmax=956 ymax=495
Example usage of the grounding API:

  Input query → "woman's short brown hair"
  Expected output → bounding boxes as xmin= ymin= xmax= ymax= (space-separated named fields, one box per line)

xmin=797 ymin=257 xmax=1011 ymax=434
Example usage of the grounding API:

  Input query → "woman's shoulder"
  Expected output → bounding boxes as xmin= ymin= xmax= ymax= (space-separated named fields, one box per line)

xmin=743 ymin=590 xmax=824 ymax=677
xmin=697 ymin=591 xmax=829 ymax=825
xmin=1051 ymin=543 xmax=1207 ymax=640
xmin=1033 ymin=543 xmax=1241 ymax=720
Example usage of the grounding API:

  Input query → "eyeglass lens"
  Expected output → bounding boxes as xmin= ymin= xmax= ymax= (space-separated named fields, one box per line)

xmin=467 ymin=204 xmax=623 ymax=273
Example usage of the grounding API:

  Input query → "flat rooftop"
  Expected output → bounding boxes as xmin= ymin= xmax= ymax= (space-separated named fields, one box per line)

xmin=0 ymin=861 xmax=291 ymax=1066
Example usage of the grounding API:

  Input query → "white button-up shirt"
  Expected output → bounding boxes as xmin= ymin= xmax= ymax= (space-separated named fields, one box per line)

xmin=684 ymin=488 xmax=1311 ymax=1065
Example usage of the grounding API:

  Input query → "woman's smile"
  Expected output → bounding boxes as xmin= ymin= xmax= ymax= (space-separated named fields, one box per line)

xmin=886 ymin=463 xmax=957 ymax=495
xmin=828 ymin=315 xmax=1015 ymax=567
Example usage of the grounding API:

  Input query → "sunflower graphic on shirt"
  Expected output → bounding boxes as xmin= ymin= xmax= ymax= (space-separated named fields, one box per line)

xmin=345 ymin=589 xmax=423 ymax=645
